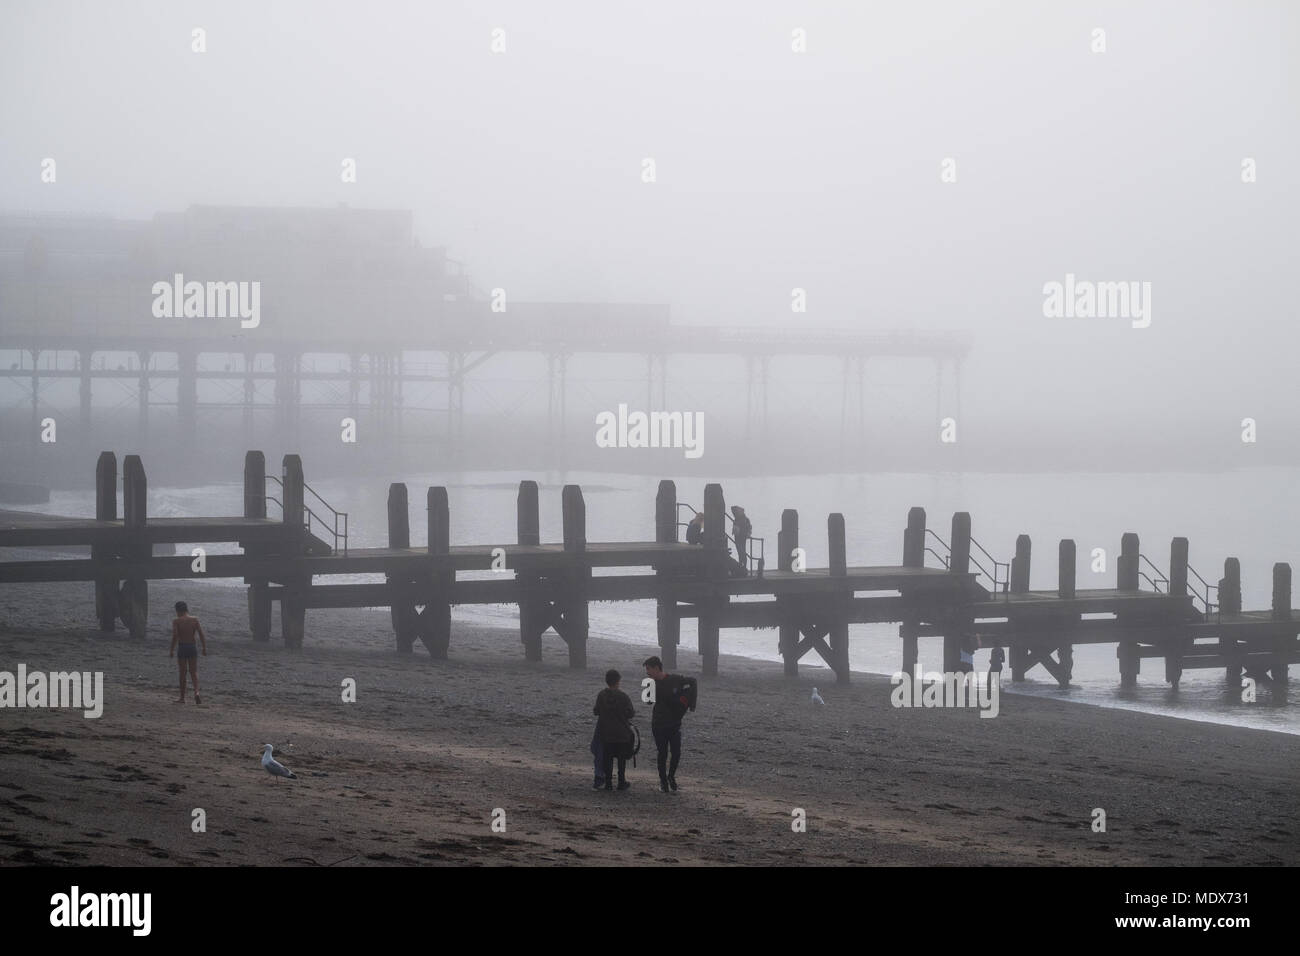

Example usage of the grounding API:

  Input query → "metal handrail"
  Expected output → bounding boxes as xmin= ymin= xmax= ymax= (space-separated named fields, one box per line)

xmin=924 ymin=528 xmax=1008 ymax=597
xmin=264 ymin=475 xmax=349 ymax=555
xmin=1138 ymin=554 xmax=1168 ymax=593
xmin=1185 ymin=563 xmax=1219 ymax=621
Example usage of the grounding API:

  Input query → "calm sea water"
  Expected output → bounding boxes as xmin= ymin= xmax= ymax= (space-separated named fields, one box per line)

xmin=25 ymin=467 xmax=1300 ymax=735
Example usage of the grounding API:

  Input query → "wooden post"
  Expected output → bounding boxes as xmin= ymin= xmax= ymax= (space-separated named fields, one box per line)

xmin=388 ymin=482 xmax=416 ymax=654
xmin=517 ymin=480 xmax=542 ymax=661
xmin=562 ymin=484 xmax=589 ymax=670
xmin=1056 ymin=539 xmax=1075 ymax=685
xmin=119 ymin=454 xmax=148 ymax=639
xmin=1011 ymin=535 xmax=1030 ymax=592
xmin=1009 ymin=535 xmax=1030 ymax=681
xmin=420 ymin=486 xmax=452 ymax=659
xmin=244 ymin=451 xmax=271 ymax=642
xmin=1117 ymin=532 xmax=1140 ymax=687
xmin=903 ymin=507 xmax=925 ymax=568
xmin=1220 ymin=557 xmax=1242 ymax=686
xmin=1118 ymin=532 xmax=1139 ymax=590
xmin=1163 ymin=537 xmax=1190 ymax=687
xmin=1272 ymin=563 xmax=1291 ymax=687
xmin=944 ymin=513 xmax=971 ymax=672
xmin=828 ymin=513 xmax=850 ymax=684
xmin=1058 ymin=539 xmax=1076 ymax=600
xmin=279 ymin=454 xmax=307 ymax=649
xmin=779 ymin=508 xmax=800 ymax=677
xmin=655 ymin=480 xmax=679 ymax=669
xmin=1169 ymin=537 xmax=1189 ymax=602
xmin=93 ymin=451 xmax=117 ymax=632
xmin=900 ymin=507 xmax=924 ymax=676
xmin=699 ymin=483 xmax=726 ymax=676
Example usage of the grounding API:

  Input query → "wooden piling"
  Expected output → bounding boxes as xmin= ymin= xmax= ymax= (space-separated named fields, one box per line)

xmin=1117 ymin=532 xmax=1140 ymax=687
xmin=1272 ymin=563 xmax=1291 ymax=687
xmin=1219 ymin=557 xmax=1242 ymax=686
xmin=1166 ymin=537 xmax=1189 ymax=687
xmin=655 ymin=480 xmax=680 ymax=670
xmin=561 ymin=484 xmax=589 ymax=669
xmin=779 ymin=508 xmax=800 ymax=677
xmin=828 ymin=513 xmax=850 ymax=684
xmin=1057 ymin=539 xmax=1075 ymax=685
xmin=93 ymin=452 xmax=117 ymax=632
xmin=119 ymin=455 xmax=148 ymax=639
xmin=388 ymin=482 xmax=416 ymax=654
xmin=244 ymin=451 xmax=271 ymax=642
xmin=279 ymin=454 xmax=307 ymax=649
xmin=699 ymin=483 xmax=726 ymax=677
xmin=944 ymin=513 xmax=971 ymax=672
xmin=420 ymin=486 xmax=452 ymax=659
xmin=900 ymin=507 xmax=925 ymax=676
xmin=1009 ymin=534 xmax=1030 ymax=681
xmin=517 ymin=480 xmax=542 ymax=661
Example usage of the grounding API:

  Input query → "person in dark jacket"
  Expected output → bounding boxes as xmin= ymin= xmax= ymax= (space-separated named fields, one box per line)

xmin=730 ymin=505 xmax=752 ymax=570
xmin=593 ymin=669 xmax=635 ymax=791
xmin=643 ymin=656 xmax=693 ymax=794
xmin=685 ymin=512 xmax=704 ymax=545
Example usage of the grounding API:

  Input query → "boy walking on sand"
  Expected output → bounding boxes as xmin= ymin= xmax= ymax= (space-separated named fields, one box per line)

xmin=170 ymin=601 xmax=207 ymax=704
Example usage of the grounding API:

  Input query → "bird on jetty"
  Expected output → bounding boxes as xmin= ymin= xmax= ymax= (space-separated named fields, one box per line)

xmin=261 ymin=744 xmax=297 ymax=780
xmin=811 ymin=687 xmax=826 ymax=706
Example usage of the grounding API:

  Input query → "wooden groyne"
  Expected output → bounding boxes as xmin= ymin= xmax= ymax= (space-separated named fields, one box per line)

xmin=0 ymin=451 xmax=1295 ymax=691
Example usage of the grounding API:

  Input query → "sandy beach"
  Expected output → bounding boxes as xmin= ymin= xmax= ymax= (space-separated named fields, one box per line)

xmin=1 ymin=579 xmax=1297 ymax=866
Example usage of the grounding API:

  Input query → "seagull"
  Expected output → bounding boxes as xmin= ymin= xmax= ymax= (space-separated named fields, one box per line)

xmin=811 ymin=687 xmax=826 ymax=706
xmin=261 ymin=744 xmax=297 ymax=780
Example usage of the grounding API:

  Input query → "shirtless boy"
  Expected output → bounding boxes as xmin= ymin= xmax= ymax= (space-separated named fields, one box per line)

xmin=170 ymin=601 xmax=207 ymax=704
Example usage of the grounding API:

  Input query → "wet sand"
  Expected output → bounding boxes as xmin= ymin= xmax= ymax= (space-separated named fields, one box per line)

xmin=1 ymin=580 xmax=1297 ymax=865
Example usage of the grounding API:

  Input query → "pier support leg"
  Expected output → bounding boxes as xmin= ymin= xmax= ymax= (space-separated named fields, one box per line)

xmin=699 ymin=607 xmax=720 ymax=678
xmin=417 ymin=603 xmax=451 ymax=660
xmin=281 ymin=589 xmax=306 ymax=650
xmin=900 ymin=621 xmax=918 ymax=679
xmin=657 ymin=599 xmax=679 ymax=671
xmin=248 ymin=584 xmax=272 ymax=642
xmin=1118 ymin=641 xmax=1139 ymax=689
xmin=780 ymin=618 xmax=799 ymax=677
xmin=118 ymin=579 xmax=148 ymax=640
xmin=1010 ymin=643 xmax=1027 ymax=682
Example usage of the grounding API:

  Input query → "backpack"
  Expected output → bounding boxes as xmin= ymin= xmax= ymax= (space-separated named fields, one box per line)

xmin=671 ymin=676 xmax=698 ymax=715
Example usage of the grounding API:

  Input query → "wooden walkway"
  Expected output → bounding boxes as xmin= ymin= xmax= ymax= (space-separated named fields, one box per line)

xmin=0 ymin=450 xmax=1295 ymax=690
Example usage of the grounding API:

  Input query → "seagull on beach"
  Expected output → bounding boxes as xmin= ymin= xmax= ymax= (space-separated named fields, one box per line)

xmin=261 ymin=744 xmax=297 ymax=780
xmin=811 ymin=687 xmax=826 ymax=706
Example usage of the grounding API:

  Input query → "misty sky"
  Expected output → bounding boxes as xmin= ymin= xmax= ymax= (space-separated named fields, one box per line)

xmin=2 ymin=0 xmax=1297 ymax=443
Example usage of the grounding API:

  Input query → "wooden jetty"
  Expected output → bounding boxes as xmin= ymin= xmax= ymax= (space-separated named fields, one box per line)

xmin=0 ymin=451 xmax=1295 ymax=691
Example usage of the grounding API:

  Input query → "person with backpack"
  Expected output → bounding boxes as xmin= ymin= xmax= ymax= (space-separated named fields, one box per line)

xmin=730 ymin=505 xmax=752 ymax=571
xmin=643 ymin=656 xmax=697 ymax=794
xmin=593 ymin=669 xmax=636 ymax=791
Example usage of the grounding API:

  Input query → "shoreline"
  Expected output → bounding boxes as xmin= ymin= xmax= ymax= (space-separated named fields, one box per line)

xmin=1 ymin=580 xmax=1298 ymax=866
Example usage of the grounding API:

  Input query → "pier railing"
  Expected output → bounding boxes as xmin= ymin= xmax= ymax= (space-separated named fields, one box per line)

xmin=1186 ymin=563 xmax=1220 ymax=621
xmin=676 ymin=502 xmax=765 ymax=576
xmin=1138 ymin=554 xmax=1169 ymax=593
xmin=265 ymin=475 xmax=349 ymax=555
xmin=924 ymin=528 xmax=1008 ymax=596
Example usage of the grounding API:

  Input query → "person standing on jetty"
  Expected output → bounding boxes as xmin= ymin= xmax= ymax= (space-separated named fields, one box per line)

xmin=169 ymin=601 xmax=207 ymax=705
xmin=685 ymin=512 xmax=704 ymax=545
xmin=730 ymin=505 xmax=752 ymax=570
xmin=593 ymin=669 xmax=635 ymax=791
xmin=643 ymin=656 xmax=695 ymax=794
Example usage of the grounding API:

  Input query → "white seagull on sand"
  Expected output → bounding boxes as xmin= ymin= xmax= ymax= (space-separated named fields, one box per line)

xmin=811 ymin=687 xmax=826 ymax=706
xmin=261 ymin=744 xmax=297 ymax=780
